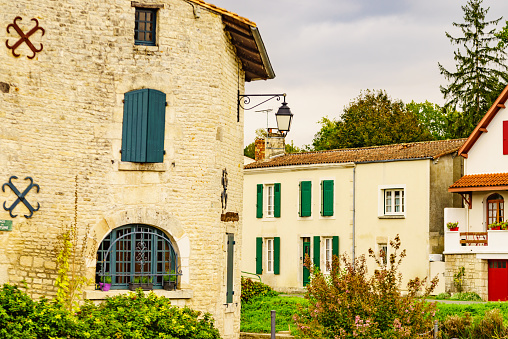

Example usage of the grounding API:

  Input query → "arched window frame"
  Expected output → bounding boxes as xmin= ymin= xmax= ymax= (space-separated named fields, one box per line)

xmin=486 ymin=193 xmax=505 ymax=227
xmin=96 ymin=224 xmax=180 ymax=290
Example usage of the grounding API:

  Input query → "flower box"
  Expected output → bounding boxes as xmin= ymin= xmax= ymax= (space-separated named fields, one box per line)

xmin=163 ymin=281 xmax=176 ymax=291
xmin=490 ymin=226 xmax=501 ymax=230
xmin=449 ymin=227 xmax=459 ymax=231
xmin=128 ymin=283 xmax=153 ymax=291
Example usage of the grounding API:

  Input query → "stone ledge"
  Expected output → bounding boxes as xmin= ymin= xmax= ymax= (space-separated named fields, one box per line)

xmin=378 ymin=215 xmax=405 ymax=219
xmin=118 ymin=162 xmax=167 ymax=171
xmin=84 ymin=289 xmax=193 ymax=300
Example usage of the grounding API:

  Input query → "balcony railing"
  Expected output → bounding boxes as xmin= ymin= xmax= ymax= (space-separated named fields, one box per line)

xmin=459 ymin=232 xmax=488 ymax=246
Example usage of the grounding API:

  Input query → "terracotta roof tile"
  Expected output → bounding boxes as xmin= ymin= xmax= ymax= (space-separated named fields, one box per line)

xmin=245 ymin=139 xmax=466 ymax=170
xmin=449 ymin=173 xmax=508 ymax=192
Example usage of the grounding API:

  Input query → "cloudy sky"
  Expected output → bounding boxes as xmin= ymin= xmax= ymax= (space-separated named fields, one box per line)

xmin=211 ymin=0 xmax=508 ymax=149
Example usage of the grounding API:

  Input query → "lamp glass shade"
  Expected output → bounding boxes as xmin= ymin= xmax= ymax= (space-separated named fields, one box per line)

xmin=275 ymin=103 xmax=293 ymax=132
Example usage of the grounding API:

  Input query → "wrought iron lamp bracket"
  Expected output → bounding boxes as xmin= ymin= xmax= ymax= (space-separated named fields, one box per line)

xmin=237 ymin=91 xmax=286 ymax=122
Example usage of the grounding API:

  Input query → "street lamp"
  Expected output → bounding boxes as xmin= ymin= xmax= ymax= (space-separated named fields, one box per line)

xmin=237 ymin=92 xmax=294 ymax=134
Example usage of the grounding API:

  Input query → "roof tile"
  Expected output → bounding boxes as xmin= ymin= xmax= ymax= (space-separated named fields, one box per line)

xmin=449 ymin=173 xmax=508 ymax=190
xmin=245 ymin=139 xmax=466 ymax=169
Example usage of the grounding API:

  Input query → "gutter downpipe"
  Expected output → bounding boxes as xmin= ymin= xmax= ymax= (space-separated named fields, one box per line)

xmin=353 ymin=164 xmax=356 ymax=264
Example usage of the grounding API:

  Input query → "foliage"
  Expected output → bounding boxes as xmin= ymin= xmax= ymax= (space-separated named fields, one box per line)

xmin=240 ymin=295 xmax=309 ymax=334
xmin=435 ymin=292 xmax=451 ymax=300
xmin=285 ymin=140 xmax=302 ymax=154
xmin=406 ymin=101 xmax=460 ymax=140
xmin=440 ymin=309 xmax=506 ymax=339
xmin=244 ymin=143 xmax=255 ymax=159
xmin=293 ymin=235 xmax=438 ymax=338
xmin=77 ymin=289 xmax=220 ymax=339
xmin=453 ymin=267 xmax=465 ymax=293
xmin=488 ymin=220 xmax=508 ymax=230
xmin=497 ymin=21 xmax=508 ymax=48
xmin=241 ymin=277 xmax=277 ymax=303
xmin=449 ymin=292 xmax=483 ymax=302
xmin=446 ymin=221 xmax=459 ymax=230
xmin=0 ymin=284 xmax=221 ymax=339
xmin=438 ymin=0 xmax=508 ymax=137
xmin=311 ymin=90 xmax=433 ymax=151
xmin=55 ymin=176 xmax=94 ymax=312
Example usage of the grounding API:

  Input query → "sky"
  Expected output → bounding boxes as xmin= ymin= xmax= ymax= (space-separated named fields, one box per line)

xmin=211 ymin=0 xmax=508 ymax=149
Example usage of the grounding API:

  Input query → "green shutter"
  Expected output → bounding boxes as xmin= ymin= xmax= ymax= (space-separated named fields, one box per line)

xmin=313 ymin=236 xmax=320 ymax=270
xmin=146 ymin=90 xmax=166 ymax=163
xmin=321 ymin=180 xmax=334 ymax=216
xmin=226 ymin=233 xmax=234 ymax=303
xmin=256 ymin=237 xmax=263 ymax=274
xmin=332 ymin=236 xmax=339 ymax=257
xmin=274 ymin=183 xmax=281 ymax=218
xmin=300 ymin=181 xmax=312 ymax=217
xmin=122 ymin=89 xmax=166 ymax=163
xmin=274 ymin=237 xmax=280 ymax=275
xmin=256 ymin=184 xmax=263 ymax=218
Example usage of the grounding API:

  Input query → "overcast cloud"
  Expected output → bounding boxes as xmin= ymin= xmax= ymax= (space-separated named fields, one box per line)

xmin=211 ymin=0 xmax=508 ymax=148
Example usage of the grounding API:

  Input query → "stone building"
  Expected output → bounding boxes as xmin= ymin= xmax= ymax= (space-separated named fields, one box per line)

xmin=0 ymin=0 xmax=274 ymax=337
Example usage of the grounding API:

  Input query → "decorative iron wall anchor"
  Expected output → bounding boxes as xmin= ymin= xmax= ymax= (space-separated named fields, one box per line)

xmin=221 ymin=168 xmax=228 ymax=212
xmin=2 ymin=176 xmax=40 ymax=218
xmin=6 ymin=17 xmax=45 ymax=59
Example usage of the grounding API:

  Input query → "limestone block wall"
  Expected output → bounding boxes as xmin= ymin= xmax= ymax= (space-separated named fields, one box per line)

xmin=445 ymin=254 xmax=488 ymax=300
xmin=0 ymin=0 xmax=246 ymax=338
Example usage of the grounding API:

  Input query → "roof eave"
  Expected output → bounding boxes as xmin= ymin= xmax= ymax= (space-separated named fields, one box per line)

xmin=449 ymin=185 xmax=508 ymax=193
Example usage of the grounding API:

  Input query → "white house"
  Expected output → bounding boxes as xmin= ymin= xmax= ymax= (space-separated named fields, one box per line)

xmin=444 ymin=85 xmax=508 ymax=301
xmin=243 ymin=138 xmax=464 ymax=293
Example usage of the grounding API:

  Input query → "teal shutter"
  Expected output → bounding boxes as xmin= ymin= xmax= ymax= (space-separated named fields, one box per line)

xmin=256 ymin=184 xmax=263 ymax=218
xmin=274 ymin=237 xmax=280 ymax=275
xmin=274 ymin=183 xmax=281 ymax=218
xmin=332 ymin=236 xmax=339 ymax=257
xmin=300 ymin=181 xmax=312 ymax=217
xmin=146 ymin=90 xmax=166 ymax=163
xmin=321 ymin=180 xmax=334 ymax=216
xmin=226 ymin=233 xmax=234 ymax=303
xmin=122 ymin=89 xmax=166 ymax=163
xmin=313 ymin=236 xmax=320 ymax=270
xmin=256 ymin=237 xmax=263 ymax=274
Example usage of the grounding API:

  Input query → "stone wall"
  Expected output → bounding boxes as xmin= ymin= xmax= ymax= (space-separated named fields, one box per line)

xmin=445 ymin=254 xmax=488 ymax=300
xmin=0 ymin=1 xmax=245 ymax=338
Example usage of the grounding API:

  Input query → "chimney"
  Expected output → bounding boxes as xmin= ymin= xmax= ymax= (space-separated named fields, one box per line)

xmin=255 ymin=138 xmax=265 ymax=161
xmin=255 ymin=129 xmax=286 ymax=161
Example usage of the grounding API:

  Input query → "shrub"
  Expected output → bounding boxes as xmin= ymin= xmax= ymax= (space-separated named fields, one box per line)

xmin=435 ymin=292 xmax=451 ymax=300
xmin=441 ymin=313 xmax=472 ymax=338
xmin=241 ymin=277 xmax=277 ymax=303
xmin=453 ymin=266 xmax=465 ymax=293
xmin=293 ymin=235 xmax=438 ymax=339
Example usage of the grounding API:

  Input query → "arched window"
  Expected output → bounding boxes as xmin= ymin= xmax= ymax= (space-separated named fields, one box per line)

xmin=96 ymin=224 xmax=178 ymax=289
xmin=487 ymin=193 xmax=504 ymax=227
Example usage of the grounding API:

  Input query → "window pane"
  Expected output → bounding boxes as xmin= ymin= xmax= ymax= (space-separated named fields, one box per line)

xmin=394 ymin=191 xmax=400 ymax=212
xmin=385 ymin=191 xmax=392 ymax=213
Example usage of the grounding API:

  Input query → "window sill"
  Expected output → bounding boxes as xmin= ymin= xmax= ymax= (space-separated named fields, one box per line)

xmin=118 ymin=162 xmax=166 ymax=171
xmin=378 ymin=215 xmax=405 ymax=219
xmin=84 ymin=289 xmax=193 ymax=300
xmin=134 ymin=45 xmax=159 ymax=53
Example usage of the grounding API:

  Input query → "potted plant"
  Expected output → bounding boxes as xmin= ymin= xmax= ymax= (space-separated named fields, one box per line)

xmin=447 ymin=221 xmax=459 ymax=231
xmin=489 ymin=222 xmax=501 ymax=230
xmin=129 ymin=276 xmax=153 ymax=291
xmin=100 ymin=275 xmax=112 ymax=291
xmin=163 ymin=270 xmax=177 ymax=291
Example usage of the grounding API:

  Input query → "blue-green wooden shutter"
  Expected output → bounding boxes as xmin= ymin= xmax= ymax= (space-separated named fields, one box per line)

xmin=300 ymin=181 xmax=312 ymax=217
xmin=122 ymin=89 xmax=166 ymax=163
xmin=321 ymin=180 xmax=334 ymax=216
xmin=313 ymin=236 xmax=320 ymax=270
xmin=256 ymin=184 xmax=263 ymax=218
xmin=226 ymin=233 xmax=234 ymax=303
xmin=274 ymin=183 xmax=281 ymax=218
xmin=274 ymin=237 xmax=280 ymax=275
xmin=332 ymin=236 xmax=339 ymax=257
xmin=256 ymin=237 xmax=263 ymax=274
xmin=146 ymin=90 xmax=166 ymax=163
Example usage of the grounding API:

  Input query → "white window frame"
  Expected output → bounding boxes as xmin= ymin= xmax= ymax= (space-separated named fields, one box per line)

xmin=266 ymin=238 xmax=274 ymax=273
xmin=378 ymin=185 xmax=406 ymax=217
xmin=324 ymin=237 xmax=333 ymax=273
xmin=265 ymin=184 xmax=275 ymax=218
xmin=378 ymin=243 xmax=388 ymax=265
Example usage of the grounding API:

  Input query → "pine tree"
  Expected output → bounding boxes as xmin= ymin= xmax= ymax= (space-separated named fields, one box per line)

xmin=438 ymin=0 xmax=508 ymax=137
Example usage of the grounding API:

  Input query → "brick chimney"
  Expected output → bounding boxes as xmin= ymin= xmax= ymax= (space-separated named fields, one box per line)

xmin=254 ymin=129 xmax=285 ymax=161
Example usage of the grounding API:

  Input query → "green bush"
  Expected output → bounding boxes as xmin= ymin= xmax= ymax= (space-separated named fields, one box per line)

xmin=435 ymin=292 xmax=451 ymax=300
xmin=293 ymin=235 xmax=438 ymax=339
xmin=241 ymin=277 xmax=277 ymax=303
xmin=0 ymin=284 xmax=220 ymax=339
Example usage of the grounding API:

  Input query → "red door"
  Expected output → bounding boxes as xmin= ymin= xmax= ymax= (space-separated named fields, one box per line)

xmin=488 ymin=260 xmax=508 ymax=301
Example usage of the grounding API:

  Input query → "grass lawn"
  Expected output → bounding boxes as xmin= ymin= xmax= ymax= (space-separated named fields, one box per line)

xmin=240 ymin=295 xmax=309 ymax=333
xmin=241 ymin=294 xmax=508 ymax=334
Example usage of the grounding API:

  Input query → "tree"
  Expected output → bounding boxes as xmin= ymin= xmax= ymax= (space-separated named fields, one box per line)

xmin=438 ymin=0 xmax=508 ymax=137
xmin=406 ymin=101 xmax=463 ymax=140
xmin=311 ymin=90 xmax=432 ymax=151
xmin=496 ymin=20 xmax=508 ymax=48
xmin=244 ymin=128 xmax=267 ymax=159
